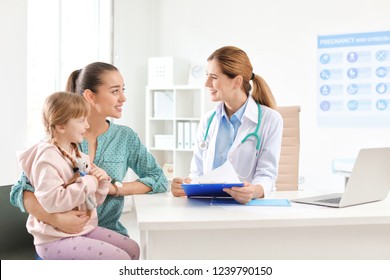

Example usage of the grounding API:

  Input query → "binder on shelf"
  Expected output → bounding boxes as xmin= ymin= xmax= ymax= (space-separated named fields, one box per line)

xmin=190 ymin=122 xmax=198 ymax=150
xmin=177 ymin=122 xmax=184 ymax=149
xmin=184 ymin=122 xmax=191 ymax=150
xmin=153 ymin=91 xmax=174 ymax=118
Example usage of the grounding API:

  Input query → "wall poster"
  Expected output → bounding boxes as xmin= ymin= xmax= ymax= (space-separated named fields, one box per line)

xmin=317 ymin=31 xmax=390 ymax=127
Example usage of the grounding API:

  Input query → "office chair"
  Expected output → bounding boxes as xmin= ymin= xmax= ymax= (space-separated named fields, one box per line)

xmin=275 ymin=106 xmax=301 ymax=191
xmin=0 ymin=185 xmax=35 ymax=259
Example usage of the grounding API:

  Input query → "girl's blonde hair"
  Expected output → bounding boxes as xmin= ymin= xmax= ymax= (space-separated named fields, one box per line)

xmin=42 ymin=91 xmax=90 ymax=139
xmin=207 ymin=46 xmax=277 ymax=109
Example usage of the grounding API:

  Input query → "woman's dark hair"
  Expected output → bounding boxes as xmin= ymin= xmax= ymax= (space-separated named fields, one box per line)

xmin=66 ymin=62 xmax=119 ymax=94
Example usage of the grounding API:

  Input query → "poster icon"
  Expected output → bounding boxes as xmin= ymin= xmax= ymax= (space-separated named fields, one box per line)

xmin=347 ymin=52 xmax=358 ymax=63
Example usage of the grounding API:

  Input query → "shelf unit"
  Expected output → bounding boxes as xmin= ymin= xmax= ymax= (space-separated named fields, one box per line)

xmin=145 ymin=85 xmax=214 ymax=180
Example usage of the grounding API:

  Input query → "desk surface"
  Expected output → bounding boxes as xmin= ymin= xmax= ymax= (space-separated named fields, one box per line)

xmin=133 ymin=191 xmax=390 ymax=259
xmin=134 ymin=191 xmax=390 ymax=230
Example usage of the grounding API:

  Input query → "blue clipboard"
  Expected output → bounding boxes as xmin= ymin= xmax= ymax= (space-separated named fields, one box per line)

xmin=182 ymin=183 xmax=244 ymax=197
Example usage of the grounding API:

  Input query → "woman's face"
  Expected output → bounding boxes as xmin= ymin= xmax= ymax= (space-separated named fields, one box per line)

xmin=92 ymin=70 xmax=126 ymax=119
xmin=204 ymin=59 xmax=236 ymax=103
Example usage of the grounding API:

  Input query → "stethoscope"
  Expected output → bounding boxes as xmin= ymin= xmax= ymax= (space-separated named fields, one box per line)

xmin=198 ymin=103 xmax=262 ymax=151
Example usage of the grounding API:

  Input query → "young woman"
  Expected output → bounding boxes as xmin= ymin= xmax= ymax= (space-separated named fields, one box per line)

xmin=171 ymin=46 xmax=283 ymax=204
xmin=11 ymin=62 xmax=168 ymax=258
xmin=18 ymin=91 xmax=137 ymax=259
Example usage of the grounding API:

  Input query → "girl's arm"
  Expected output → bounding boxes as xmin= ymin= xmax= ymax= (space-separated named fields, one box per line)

xmin=33 ymin=148 xmax=98 ymax=213
xmin=89 ymin=163 xmax=110 ymax=205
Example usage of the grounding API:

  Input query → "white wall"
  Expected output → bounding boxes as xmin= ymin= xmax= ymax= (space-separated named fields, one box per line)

xmin=0 ymin=0 xmax=27 ymax=186
xmin=115 ymin=0 xmax=390 ymax=192
xmin=112 ymin=0 xmax=156 ymax=141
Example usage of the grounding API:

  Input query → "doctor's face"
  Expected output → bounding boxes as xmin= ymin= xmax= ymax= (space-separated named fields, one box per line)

xmin=205 ymin=59 xmax=236 ymax=103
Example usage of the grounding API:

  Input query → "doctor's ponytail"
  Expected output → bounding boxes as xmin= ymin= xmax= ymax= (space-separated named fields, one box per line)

xmin=251 ymin=73 xmax=277 ymax=109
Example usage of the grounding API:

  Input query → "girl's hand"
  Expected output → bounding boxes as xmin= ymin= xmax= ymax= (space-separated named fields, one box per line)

xmin=90 ymin=163 xmax=109 ymax=182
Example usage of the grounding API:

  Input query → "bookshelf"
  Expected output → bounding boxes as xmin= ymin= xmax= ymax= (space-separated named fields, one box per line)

xmin=145 ymin=85 xmax=214 ymax=181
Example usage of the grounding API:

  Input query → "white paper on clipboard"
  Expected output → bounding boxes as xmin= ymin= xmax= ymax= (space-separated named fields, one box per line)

xmin=192 ymin=160 xmax=240 ymax=183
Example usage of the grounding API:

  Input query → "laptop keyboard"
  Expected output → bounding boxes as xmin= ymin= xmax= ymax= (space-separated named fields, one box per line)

xmin=315 ymin=197 xmax=342 ymax=204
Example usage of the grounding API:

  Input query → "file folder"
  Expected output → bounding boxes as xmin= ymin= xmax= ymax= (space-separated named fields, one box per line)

xmin=190 ymin=122 xmax=198 ymax=150
xmin=184 ymin=121 xmax=191 ymax=150
xmin=177 ymin=121 xmax=184 ymax=149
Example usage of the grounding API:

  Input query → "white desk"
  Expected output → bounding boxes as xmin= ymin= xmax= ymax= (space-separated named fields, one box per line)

xmin=133 ymin=191 xmax=390 ymax=260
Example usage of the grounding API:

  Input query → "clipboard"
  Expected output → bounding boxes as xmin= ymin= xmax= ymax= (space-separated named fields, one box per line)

xmin=182 ymin=183 xmax=244 ymax=197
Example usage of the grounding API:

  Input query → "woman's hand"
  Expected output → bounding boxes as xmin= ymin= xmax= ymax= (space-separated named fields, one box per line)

xmin=23 ymin=191 xmax=90 ymax=234
xmin=223 ymin=182 xmax=264 ymax=204
xmin=171 ymin=177 xmax=191 ymax=197
xmin=50 ymin=210 xmax=90 ymax=234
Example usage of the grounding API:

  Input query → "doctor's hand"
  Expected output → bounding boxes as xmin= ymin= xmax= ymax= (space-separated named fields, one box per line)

xmin=223 ymin=182 xmax=264 ymax=204
xmin=171 ymin=177 xmax=191 ymax=197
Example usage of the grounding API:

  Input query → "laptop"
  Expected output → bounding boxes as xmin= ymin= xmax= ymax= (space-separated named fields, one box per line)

xmin=291 ymin=147 xmax=390 ymax=208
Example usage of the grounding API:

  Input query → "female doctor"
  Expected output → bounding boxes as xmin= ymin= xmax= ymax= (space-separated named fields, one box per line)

xmin=171 ymin=46 xmax=283 ymax=204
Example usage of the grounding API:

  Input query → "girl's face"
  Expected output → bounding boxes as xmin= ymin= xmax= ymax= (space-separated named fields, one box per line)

xmin=205 ymin=59 xmax=236 ymax=103
xmin=61 ymin=116 xmax=89 ymax=144
xmin=92 ymin=70 xmax=126 ymax=119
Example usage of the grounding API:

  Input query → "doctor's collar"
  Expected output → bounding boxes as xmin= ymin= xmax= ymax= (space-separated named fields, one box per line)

xmin=220 ymin=98 xmax=248 ymax=121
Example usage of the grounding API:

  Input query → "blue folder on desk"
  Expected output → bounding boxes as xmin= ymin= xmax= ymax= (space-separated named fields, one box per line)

xmin=182 ymin=183 xmax=244 ymax=197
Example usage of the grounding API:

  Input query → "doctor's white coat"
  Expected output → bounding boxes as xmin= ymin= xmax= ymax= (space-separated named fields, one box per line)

xmin=189 ymin=95 xmax=283 ymax=196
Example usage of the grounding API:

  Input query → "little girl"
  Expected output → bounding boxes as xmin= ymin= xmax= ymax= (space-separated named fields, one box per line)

xmin=17 ymin=91 xmax=139 ymax=260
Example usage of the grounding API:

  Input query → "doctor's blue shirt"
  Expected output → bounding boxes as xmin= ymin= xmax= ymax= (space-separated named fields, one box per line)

xmin=213 ymin=99 xmax=248 ymax=169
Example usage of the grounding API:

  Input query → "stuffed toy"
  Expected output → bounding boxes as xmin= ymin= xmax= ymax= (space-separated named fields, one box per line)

xmin=55 ymin=142 xmax=98 ymax=214
xmin=75 ymin=157 xmax=97 ymax=211
xmin=65 ymin=157 xmax=97 ymax=212
xmin=75 ymin=157 xmax=90 ymax=176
